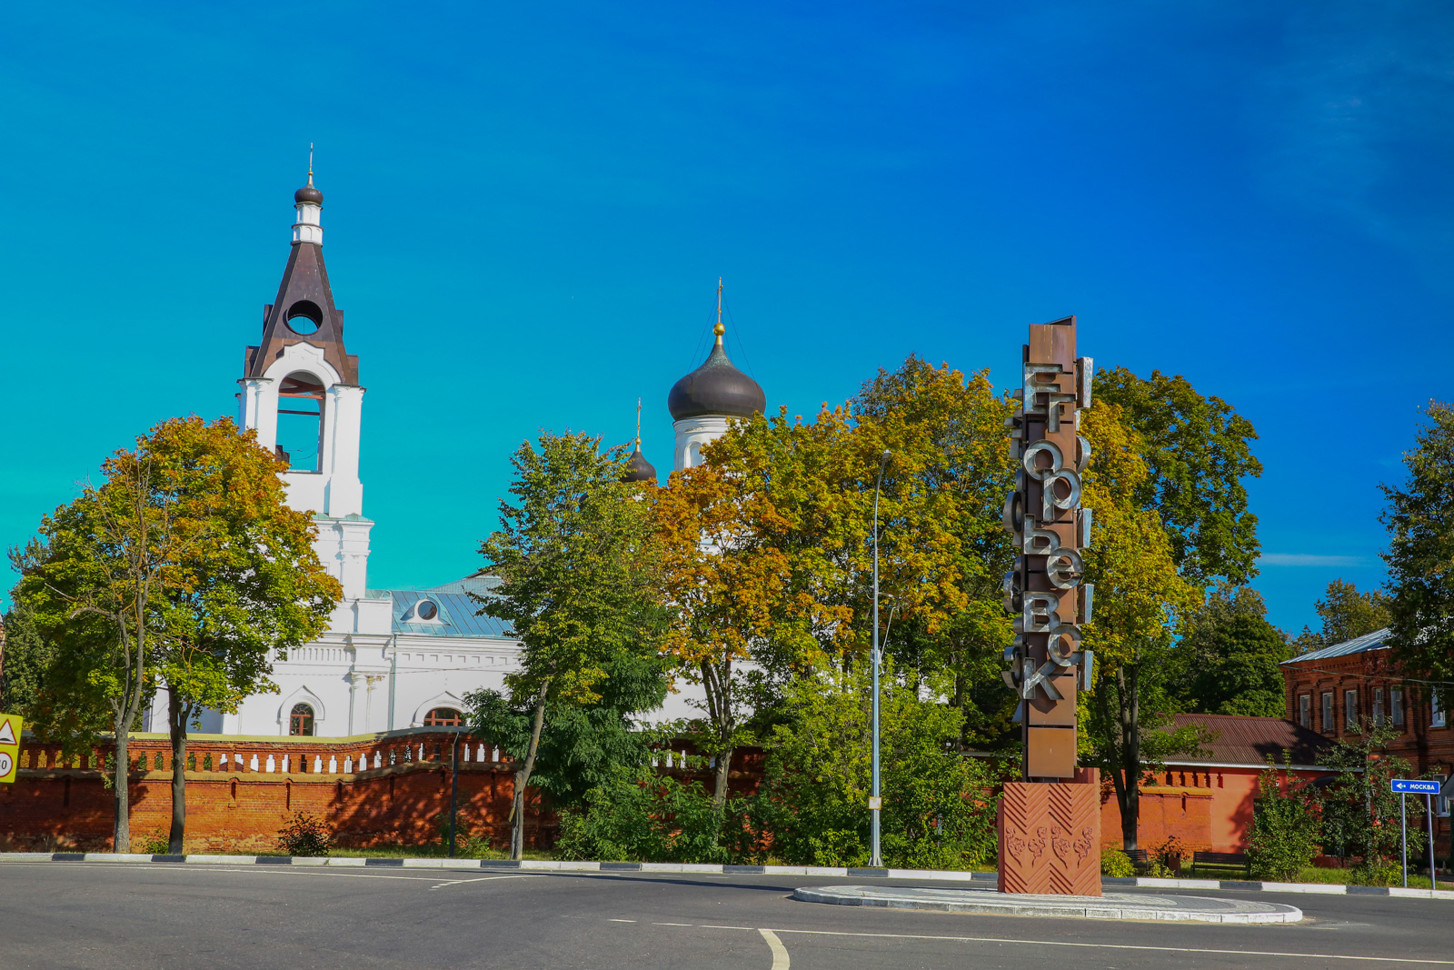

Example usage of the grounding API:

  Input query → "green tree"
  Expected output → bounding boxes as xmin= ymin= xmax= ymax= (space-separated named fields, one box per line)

xmin=466 ymin=646 xmax=667 ymax=814
xmin=1183 ymin=613 xmax=1291 ymax=717
xmin=754 ymin=664 xmax=999 ymax=869
xmin=0 ymin=608 xmax=55 ymax=717
xmin=476 ymin=432 xmax=666 ymax=859
xmin=1318 ymin=724 xmax=1423 ymax=881
xmin=1094 ymin=367 xmax=1263 ymax=585
xmin=849 ymin=358 xmax=1018 ymax=745
xmin=142 ymin=417 xmax=340 ymax=853
xmin=1293 ymin=580 xmax=1392 ymax=653
xmin=1382 ymin=402 xmax=1454 ymax=707
xmin=1077 ymin=402 xmax=1203 ymax=851
xmin=10 ymin=417 xmax=340 ymax=852
xmin=12 ymin=459 xmax=175 ymax=849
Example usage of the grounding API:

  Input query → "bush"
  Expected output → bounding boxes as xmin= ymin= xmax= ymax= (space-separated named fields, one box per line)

xmin=1101 ymin=850 xmax=1135 ymax=877
xmin=277 ymin=811 xmax=333 ymax=857
xmin=555 ymin=767 xmax=730 ymax=864
xmin=138 ymin=829 xmax=170 ymax=854
xmin=1248 ymin=756 xmax=1321 ymax=881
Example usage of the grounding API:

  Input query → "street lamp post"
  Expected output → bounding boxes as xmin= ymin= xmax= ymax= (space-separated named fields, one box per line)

xmin=870 ymin=449 xmax=890 ymax=868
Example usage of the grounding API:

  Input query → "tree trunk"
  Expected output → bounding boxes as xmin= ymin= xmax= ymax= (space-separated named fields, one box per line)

xmin=1117 ymin=665 xmax=1141 ymax=852
xmin=167 ymin=686 xmax=189 ymax=854
xmin=713 ymin=746 xmax=734 ymax=810
xmin=510 ymin=678 xmax=551 ymax=861
xmin=112 ymin=727 xmax=130 ymax=852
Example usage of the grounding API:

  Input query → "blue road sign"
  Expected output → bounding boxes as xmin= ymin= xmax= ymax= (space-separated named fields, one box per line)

xmin=1390 ymin=778 xmax=1440 ymax=794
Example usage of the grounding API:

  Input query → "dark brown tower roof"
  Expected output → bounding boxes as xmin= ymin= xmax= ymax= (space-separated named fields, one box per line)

xmin=667 ymin=332 xmax=765 ymax=420
xmin=623 ymin=442 xmax=657 ymax=483
xmin=243 ymin=184 xmax=358 ymax=384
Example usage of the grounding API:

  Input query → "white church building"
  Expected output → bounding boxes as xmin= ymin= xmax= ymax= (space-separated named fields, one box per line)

xmin=172 ymin=170 xmax=765 ymax=738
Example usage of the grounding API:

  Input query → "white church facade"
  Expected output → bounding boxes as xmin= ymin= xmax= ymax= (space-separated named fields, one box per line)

xmin=169 ymin=171 xmax=765 ymax=738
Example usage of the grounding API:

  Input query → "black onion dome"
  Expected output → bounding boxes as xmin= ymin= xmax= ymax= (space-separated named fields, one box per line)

xmin=667 ymin=336 xmax=766 ymax=420
xmin=623 ymin=443 xmax=657 ymax=484
xmin=295 ymin=182 xmax=324 ymax=205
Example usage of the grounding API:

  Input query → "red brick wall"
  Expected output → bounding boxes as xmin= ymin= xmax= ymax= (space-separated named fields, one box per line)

xmin=0 ymin=732 xmax=746 ymax=854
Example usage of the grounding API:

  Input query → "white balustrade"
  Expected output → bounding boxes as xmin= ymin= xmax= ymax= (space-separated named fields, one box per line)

xmin=249 ymin=755 xmax=259 ymax=771
xmin=265 ymin=755 xmax=276 ymax=773
xmin=313 ymin=755 xmax=323 ymax=773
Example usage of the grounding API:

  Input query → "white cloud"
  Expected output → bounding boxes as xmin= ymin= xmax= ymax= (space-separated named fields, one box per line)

xmin=1259 ymin=553 xmax=1377 ymax=567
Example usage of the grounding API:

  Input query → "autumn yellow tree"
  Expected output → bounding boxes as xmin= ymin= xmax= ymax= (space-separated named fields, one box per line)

xmin=850 ymin=357 xmax=1017 ymax=744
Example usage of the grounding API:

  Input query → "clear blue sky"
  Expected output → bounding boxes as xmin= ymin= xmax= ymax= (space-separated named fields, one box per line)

xmin=2 ymin=1 xmax=1450 ymax=635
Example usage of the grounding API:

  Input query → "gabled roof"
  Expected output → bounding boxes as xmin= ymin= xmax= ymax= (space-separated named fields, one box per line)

xmin=367 ymin=573 xmax=517 ymax=640
xmin=1281 ymin=627 xmax=1391 ymax=664
xmin=1165 ymin=714 xmax=1334 ymax=768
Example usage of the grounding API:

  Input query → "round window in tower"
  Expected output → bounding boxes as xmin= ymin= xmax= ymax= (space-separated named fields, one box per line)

xmin=416 ymin=599 xmax=438 ymax=621
xmin=285 ymin=299 xmax=323 ymax=335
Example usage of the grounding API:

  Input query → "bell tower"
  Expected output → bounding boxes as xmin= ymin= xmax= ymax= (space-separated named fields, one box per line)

xmin=237 ymin=161 xmax=380 ymax=618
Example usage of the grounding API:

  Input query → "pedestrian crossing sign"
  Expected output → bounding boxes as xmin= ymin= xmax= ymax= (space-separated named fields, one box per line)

xmin=0 ymin=713 xmax=22 ymax=783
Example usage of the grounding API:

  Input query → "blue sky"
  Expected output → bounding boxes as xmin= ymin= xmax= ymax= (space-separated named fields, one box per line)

xmin=2 ymin=1 xmax=1450 ymax=635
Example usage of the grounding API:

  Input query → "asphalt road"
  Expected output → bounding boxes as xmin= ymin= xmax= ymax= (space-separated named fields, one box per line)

xmin=0 ymin=863 xmax=1449 ymax=969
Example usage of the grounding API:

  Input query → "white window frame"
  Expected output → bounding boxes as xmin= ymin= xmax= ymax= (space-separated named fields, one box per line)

xmin=1345 ymin=689 xmax=1358 ymax=729
xmin=1298 ymin=694 xmax=1311 ymax=728
xmin=1392 ymin=687 xmax=1404 ymax=727
xmin=1373 ymin=688 xmax=1384 ymax=726
xmin=1433 ymin=692 xmax=1446 ymax=729
xmin=1322 ymin=692 xmax=1334 ymax=732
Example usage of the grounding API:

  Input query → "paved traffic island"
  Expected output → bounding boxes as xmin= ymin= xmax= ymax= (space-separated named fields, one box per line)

xmin=792 ymin=884 xmax=1304 ymax=923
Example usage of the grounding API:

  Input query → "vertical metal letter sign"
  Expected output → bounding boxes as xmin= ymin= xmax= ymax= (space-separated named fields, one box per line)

xmin=1002 ymin=316 xmax=1093 ymax=780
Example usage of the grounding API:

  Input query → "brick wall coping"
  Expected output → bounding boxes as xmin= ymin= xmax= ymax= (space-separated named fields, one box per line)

xmin=0 ymin=854 xmax=1449 ymax=899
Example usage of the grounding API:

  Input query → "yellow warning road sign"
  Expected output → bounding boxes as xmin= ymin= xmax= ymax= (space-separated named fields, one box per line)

xmin=0 ymin=713 xmax=22 ymax=783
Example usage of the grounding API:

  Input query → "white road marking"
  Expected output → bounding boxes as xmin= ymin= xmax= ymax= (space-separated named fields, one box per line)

xmin=697 ymin=924 xmax=753 ymax=931
xmin=607 ymin=918 xmax=636 ymax=923
xmin=759 ymin=928 xmax=789 ymax=970
xmin=652 ymin=922 xmax=693 ymax=927
xmin=429 ymin=875 xmax=538 ymax=891
xmin=762 ymin=927 xmax=1454 ymax=966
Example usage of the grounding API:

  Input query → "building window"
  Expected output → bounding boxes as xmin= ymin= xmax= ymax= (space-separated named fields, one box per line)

xmin=423 ymin=707 xmax=464 ymax=727
xmin=1321 ymin=692 xmax=1334 ymax=732
xmin=1345 ymin=690 xmax=1358 ymax=730
xmin=1392 ymin=687 xmax=1404 ymax=727
xmin=1373 ymin=688 xmax=1384 ymax=726
xmin=289 ymin=703 xmax=315 ymax=736
xmin=1298 ymin=695 xmax=1311 ymax=728
xmin=1434 ymin=693 xmax=1446 ymax=729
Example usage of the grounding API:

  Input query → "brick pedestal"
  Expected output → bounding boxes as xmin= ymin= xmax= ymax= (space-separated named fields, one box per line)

xmin=997 ymin=767 xmax=1101 ymax=895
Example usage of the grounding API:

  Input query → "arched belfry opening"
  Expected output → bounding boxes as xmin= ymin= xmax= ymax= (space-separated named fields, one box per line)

xmin=276 ymin=371 xmax=326 ymax=472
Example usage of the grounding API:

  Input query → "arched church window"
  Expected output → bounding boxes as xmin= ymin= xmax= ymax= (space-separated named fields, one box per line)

xmin=423 ymin=708 xmax=464 ymax=727
xmin=277 ymin=371 xmax=325 ymax=473
xmin=290 ymin=703 xmax=316 ymax=736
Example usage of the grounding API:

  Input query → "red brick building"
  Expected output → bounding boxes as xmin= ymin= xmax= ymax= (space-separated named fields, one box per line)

xmin=1280 ymin=628 xmax=1452 ymax=857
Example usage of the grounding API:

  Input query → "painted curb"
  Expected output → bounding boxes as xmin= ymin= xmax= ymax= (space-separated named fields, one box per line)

xmin=791 ymin=885 xmax=1305 ymax=924
xmin=1 ymin=853 xmax=1451 ymax=899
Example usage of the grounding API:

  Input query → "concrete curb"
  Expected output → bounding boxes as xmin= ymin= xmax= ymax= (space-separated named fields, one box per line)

xmin=1 ymin=853 xmax=1451 ymax=899
xmin=792 ymin=885 xmax=1305 ymax=923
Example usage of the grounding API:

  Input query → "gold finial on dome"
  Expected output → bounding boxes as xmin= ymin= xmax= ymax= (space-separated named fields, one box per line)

xmin=635 ymin=397 xmax=642 ymax=446
xmin=714 ymin=277 xmax=725 ymax=338
xmin=308 ymin=142 xmax=315 ymax=187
